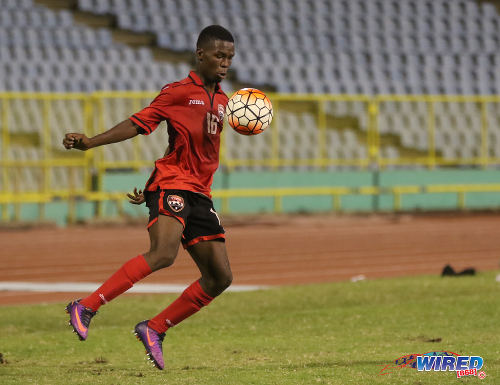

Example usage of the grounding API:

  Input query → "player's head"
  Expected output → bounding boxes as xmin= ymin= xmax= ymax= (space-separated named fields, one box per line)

xmin=196 ymin=25 xmax=235 ymax=83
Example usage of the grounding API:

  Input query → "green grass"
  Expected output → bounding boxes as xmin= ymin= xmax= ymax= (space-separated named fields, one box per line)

xmin=1 ymin=272 xmax=499 ymax=384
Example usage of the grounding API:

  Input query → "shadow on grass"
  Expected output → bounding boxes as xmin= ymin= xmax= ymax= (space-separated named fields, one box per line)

xmin=280 ymin=360 xmax=388 ymax=369
xmin=157 ymin=359 xmax=389 ymax=372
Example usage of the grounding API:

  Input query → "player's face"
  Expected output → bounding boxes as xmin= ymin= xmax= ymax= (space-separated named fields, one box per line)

xmin=197 ymin=39 xmax=235 ymax=83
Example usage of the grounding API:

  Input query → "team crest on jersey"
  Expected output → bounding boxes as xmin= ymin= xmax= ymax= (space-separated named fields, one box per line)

xmin=218 ymin=104 xmax=225 ymax=122
xmin=167 ymin=195 xmax=184 ymax=212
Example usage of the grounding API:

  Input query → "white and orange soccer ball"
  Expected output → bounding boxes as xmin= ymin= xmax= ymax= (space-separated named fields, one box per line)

xmin=226 ymin=88 xmax=273 ymax=135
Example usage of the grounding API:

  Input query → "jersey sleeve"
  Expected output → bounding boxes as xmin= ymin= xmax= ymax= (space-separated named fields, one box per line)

xmin=129 ymin=88 xmax=174 ymax=135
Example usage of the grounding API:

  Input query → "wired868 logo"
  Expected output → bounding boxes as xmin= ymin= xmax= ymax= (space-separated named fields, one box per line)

xmin=380 ymin=351 xmax=486 ymax=379
xmin=417 ymin=355 xmax=485 ymax=379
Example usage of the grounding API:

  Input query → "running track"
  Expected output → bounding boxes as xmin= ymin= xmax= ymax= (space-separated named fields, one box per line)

xmin=1 ymin=213 xmax=499 ymax=305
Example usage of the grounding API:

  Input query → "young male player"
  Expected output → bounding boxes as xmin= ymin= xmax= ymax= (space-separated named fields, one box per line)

xmin=62 ymin=25 xmax=235 ymax=370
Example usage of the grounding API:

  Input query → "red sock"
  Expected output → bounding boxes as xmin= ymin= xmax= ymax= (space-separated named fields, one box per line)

xmin=148 ymin=280 xmax=213 ymax=333
xmin=80 ymin=254 xmax=152 ymax=312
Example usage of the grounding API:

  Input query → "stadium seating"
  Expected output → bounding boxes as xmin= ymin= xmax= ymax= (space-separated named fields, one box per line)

xmin=0 ymin=0 xmax=200 ymax=191
xmin=0 ymin=1 xmax=195 ymax=93
xmin=3 ymin=0 xmax=500 ymax=97
xmin=77 ymin=0 xmax=500 ymax=95
xmin=72 ymin=0 xmax=500 ymax=166
xmin=1 ymin=0 xmax=500 ymax=180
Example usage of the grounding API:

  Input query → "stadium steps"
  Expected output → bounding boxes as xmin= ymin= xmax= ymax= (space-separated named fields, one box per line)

xmin=278 ymin=100 xmax=430 ymax=161
xmin=34 ymin=0 xmax=180 ymax=55
xmin=7 ymin=132 xmax=85 ymax=160
xmin=8 ymin=132 xmax=41 ymax=148
xmin=482 ymin=0 xmax=500 ymax=14
xmin=325 ymin=113 xmax=431 ymax=160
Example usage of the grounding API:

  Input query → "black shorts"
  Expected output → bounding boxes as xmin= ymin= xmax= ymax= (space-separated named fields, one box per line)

xmin=145 ymin=189 xmax=225 ymax=248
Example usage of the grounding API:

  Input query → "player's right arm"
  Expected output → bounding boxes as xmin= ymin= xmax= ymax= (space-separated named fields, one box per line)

xmin=63 ymin=119 xmax=140 ymax=151
xmin=64 ymin=87 xmax=172 ymax=151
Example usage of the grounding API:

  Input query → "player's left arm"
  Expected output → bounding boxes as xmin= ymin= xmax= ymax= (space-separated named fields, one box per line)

xmin=63 ymin=119 xmax=140 ymax=151
xmin=127 ymin=187 xmax=145 ymax=205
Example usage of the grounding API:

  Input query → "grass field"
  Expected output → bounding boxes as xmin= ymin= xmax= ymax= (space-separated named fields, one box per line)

xmin=0 ymin=272 xmax=498 ymax=385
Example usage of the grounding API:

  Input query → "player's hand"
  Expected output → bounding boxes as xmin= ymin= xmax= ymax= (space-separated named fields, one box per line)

xmin=127 ymin=187 xmax=145 ymax=205
xmin=63 ymin=133 xmax=91 ymax=151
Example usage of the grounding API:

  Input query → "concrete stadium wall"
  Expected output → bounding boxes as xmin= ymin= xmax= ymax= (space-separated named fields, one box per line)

xmin=216 ymin=169 xmax=500 ymax=213
xmin=6 ymin=169 xmax=500 ymax=225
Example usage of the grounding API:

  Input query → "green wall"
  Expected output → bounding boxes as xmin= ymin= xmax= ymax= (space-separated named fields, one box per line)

xmin=102 ymin=168 xmax=500 ymax=214
xmin=4 ymin=169 xmax=500 ymax=225
xmin=378 ymin=169 xmax=500 ymax=210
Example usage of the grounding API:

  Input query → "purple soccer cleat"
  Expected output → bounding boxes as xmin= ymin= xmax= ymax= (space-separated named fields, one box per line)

xmin=134 ymin=320 xmax=166 ymax=370
xmin=65 ymin=299 xmax=97 ymax=341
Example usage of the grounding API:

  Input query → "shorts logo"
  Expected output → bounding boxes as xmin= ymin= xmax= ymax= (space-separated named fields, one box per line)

xmin=218 ymin=104 xmax=225 ymax=121
xmin=167 ymin=195 xmax=184 ymax=212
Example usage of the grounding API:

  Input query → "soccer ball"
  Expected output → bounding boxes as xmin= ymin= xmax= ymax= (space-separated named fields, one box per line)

xmin=226 ymin=88 xmax=273 ymax=135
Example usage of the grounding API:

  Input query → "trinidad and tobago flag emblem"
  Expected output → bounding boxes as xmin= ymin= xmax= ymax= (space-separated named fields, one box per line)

xmin=167 ymin=195 xmax=184 ymax=212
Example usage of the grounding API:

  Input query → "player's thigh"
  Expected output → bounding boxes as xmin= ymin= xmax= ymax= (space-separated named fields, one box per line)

xmin=145 ymin=214 xmax=184 ymax=270
xmin=187 ymin=241 xmax=232 ymax=293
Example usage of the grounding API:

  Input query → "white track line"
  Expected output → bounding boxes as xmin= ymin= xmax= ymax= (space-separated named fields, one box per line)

xmin=0 ymin=282 xmax=268 ymax=293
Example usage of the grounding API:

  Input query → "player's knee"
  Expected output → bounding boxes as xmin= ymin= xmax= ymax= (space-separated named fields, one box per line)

xmin=212 ymin=270 xmax=233 ymax=293
xmin=144 ymin=249 xmax=177 ymax=271
xmin=158 ymin=254 xmax=176 ymax=269
xmin=201 ymin=270 xmax=232 ymax=297
xmin=221 ymin=271 xmax=233 ymax=290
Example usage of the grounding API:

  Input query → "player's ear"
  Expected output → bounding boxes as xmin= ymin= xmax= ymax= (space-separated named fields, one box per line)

xmin=196 ymin=48 xmax=204 ymax=62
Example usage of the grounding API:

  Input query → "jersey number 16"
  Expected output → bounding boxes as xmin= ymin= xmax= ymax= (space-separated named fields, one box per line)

xmin=206 ymin=112 xmax=218 ymax=135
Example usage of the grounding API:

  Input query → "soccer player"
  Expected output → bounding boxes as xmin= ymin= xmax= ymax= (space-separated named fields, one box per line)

xmin=62 ymin=25 xmax=235 ymax=370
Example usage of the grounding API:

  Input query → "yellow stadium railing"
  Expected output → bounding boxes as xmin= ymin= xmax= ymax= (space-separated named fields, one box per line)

xmin=213 ymin=184 xmax=500 ymax=213
xmin=1 ymin=91 xmax=500 ymax=222
xmin=1 ymin=184 xmax=499 ymax=222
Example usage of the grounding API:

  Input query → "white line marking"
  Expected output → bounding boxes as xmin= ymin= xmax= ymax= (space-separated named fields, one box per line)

xmin=0 ymin=282 xmax=268 ymax=293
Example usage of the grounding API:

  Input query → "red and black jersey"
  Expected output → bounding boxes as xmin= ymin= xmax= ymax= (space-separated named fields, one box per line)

xmin=130 ymin=71 xmax=228 ymax=197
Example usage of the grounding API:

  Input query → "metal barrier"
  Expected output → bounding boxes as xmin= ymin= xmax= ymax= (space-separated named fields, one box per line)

xmin=213 ymin=184 xmax=500 ymax=213
xmin=1 ymin=92 xmax=500 ymax=222
xmin=1 ymin=184 xmax=499 ymax=222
